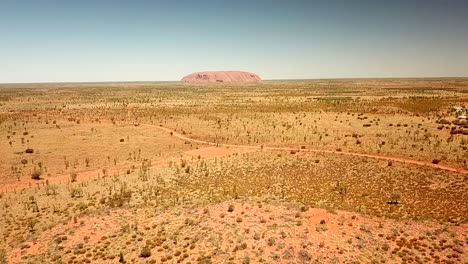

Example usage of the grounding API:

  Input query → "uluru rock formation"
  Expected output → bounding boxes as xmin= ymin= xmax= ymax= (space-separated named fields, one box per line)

xmin=181 ymin=71 xmax=261 ymax=83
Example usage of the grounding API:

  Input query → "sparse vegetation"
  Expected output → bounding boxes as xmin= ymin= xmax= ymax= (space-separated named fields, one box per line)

xmin=70 ymin=172 xmax=77 ymax=182
xmin=31 ymin=169 xmax=42 ymax=180
xmin=139 ymin=246 xmax=151 ymax=258
xmin=0 ymin=80 xmax=466 ymax=263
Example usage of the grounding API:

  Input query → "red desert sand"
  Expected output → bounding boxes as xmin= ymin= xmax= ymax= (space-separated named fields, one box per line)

xmin=181 ymin=71 xmax=261 ymax=83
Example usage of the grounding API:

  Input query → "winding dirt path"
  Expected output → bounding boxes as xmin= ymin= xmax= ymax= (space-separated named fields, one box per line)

xmin=0 ymin=139 xmax=255 ymax=193
xmin=145 ymin=124 xmax=468 ymax=175
xmin=2 ymin=123 xmax=466 ymax=193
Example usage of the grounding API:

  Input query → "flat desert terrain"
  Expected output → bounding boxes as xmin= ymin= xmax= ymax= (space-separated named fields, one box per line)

xmin=0 ymin=79 xmax=467 ymax=263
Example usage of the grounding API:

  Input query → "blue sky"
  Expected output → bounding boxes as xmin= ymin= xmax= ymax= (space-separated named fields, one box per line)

xmin=1 ymin=0 xmax=467 ymax=82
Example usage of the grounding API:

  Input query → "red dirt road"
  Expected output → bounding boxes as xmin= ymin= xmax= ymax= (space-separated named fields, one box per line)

xmin=2 ymin=123 xmax=466 ymax=193
xmin=147 ymin=124 xmax=468 ymax=175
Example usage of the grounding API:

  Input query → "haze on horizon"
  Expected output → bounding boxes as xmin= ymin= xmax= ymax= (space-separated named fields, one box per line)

xmin=1 ymin=0 xmax=467 ymax=83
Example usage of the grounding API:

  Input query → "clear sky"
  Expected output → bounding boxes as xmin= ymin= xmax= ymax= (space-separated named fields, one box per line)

xmin=1 ymin=0 xmax=467 ymax=83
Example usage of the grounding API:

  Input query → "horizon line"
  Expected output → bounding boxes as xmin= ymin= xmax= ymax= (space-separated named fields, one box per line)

xmin=1 ymin=76 xmax=468 ymax=85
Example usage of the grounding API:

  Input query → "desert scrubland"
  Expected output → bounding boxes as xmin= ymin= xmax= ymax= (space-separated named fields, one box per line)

xmin=0 ymin=79 xmax=467 ymax=263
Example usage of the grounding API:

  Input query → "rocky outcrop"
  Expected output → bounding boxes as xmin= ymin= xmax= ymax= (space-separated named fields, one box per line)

xmin=181 ymin=71 xmax=261 ymax=83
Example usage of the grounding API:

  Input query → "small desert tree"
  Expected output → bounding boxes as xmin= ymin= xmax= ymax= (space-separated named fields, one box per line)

xmin=31 ymin=168 xmax=42 ymax=180
xmin=27 ymin=218 xmax=38 ymax=232
xmin=70 ymin=172 xmax=77 ymax=182
xmin=388 ymin=192 xmax=401 ymax=205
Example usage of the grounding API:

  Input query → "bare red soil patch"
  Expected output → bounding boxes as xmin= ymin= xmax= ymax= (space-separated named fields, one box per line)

xmin=8 ymin=211 xmax=128 ymax=264
xmin=43 ymin=201 xmax=465 ymax=263
xmin=8 ymin=241 xmax=43 ymax=264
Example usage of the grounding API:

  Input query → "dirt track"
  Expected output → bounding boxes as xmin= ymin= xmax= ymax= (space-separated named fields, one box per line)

xmin=2 ymin=123 xmax=466 ymax=193
xmin=146 ymin=124 xmax=468 ymax=175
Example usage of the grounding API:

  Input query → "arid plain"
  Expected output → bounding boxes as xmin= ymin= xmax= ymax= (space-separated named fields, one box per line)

xmin=0 ymin=79 xmax=467 ymax=263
